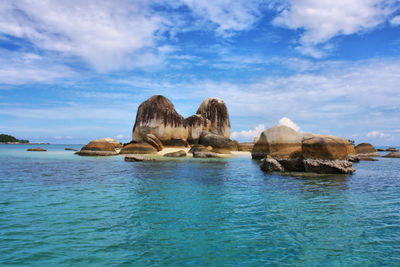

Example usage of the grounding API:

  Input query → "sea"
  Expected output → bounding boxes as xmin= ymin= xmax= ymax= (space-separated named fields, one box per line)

xmin=1 ymin=144 xmax=400 ymax=266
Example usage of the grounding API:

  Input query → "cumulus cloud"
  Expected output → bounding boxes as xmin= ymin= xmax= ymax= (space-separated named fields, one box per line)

xmin=278 ymin=117 xmax=300 ymax=132
xmin=366 ymin=131 xmax=391 ymax=138
xmin=391 ymin=15 xmax=400 ymax=25
xmin=231 ymin=124 xmax=265 ymax=140
xmin=273 ymin=0 xmax=396 ymax=57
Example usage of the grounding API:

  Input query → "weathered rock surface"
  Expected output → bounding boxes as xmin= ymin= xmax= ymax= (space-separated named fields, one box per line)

xmin=238 ymin=142 xmax=254 ymax=152
xmin=27 ymin=147 xmax=47 ymax=151
xmin=302 ymin=134 xmax=352 ymax=160
xmin=132 ymin=95 xmax=188 ymax=147
xmin=382 ymin=152 xmax=400 ymax=158
xmin=185 ymin=115 xmax=205 ymax=144
xmin=144 ymin=134 xmax=163 ymax=151
xmin=188 ymin=144 xmax=209 ymax=154
xmin=76 ymin=138 xmax=121 ymax=156
xmin=253 ymin=125 xmax=356 ymax=174
xmin=120 ymin=143 xmax=157 ymax=154
xmin=355 ymin=143 xmax=379 ymax=157
xmin=196 ymin=98 xmax=231 ymax=138
xmin=125 ymin=155 xmax=148 ymax=162
xmin=193 ymin=151 xmax=220 ymax=158
xmin=303 ymin=159 xmax=355 ymax=174
xmin=260 ymin=157 xmax=284 ymax=172
xmin=164 ymin=150 xmax=187 ymax=157
xmin=252 ymin=125 xmax=302 ymax=160
xmin=199 ymin=131 xmax=237 ymax=151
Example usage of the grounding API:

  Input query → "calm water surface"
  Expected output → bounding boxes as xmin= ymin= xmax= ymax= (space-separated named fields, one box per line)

xmin=1 ymin=144 xmax=400 ymax=266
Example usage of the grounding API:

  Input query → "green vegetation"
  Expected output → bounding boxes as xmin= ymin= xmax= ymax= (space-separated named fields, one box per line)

xmin=348 ymin=139 xmax=355 ymax=146
xmin=0 ymin=134 xmax=29 ymax=143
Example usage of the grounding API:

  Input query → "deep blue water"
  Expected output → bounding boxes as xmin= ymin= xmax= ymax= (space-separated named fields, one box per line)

xmin=1 ymin=144 xmax=400 ymax=266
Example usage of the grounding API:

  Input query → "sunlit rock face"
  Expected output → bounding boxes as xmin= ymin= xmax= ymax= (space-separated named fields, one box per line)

xmin=196 ymin=98 xmax=231 ymax=139
xmin=355 ymin=143 xmax=379 ymax=157
xmin=76 ymin=138 xmax=122 ymax=156
xmin=132 ymin=95 xmax=188 ymax=147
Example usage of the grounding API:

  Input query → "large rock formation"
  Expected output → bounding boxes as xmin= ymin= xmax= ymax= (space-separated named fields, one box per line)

xmin=355 ymin=143 xmax=379 ymax=157
xmin=253 ymin=125 xmax=356 ymax=174
xmin=196 ymin=98 xmax=231 ymax=138
xmin=76 ymin=138 xmax=121 ymax=156
xmin=130 ymin=95 xmax=235 ymax=154
xmin=252 ymin=125 xmax=302 ymax=160
xmin=132 ymin=95 xmax=188 ymax=147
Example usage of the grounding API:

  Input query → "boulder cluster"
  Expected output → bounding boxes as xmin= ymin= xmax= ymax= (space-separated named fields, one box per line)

xmin=125 ymin=95 xmax=236 ymax=154
xmin=76 ymin=95 xmax=237 ymax=157
xmin=252 ymin=125 xmax=357 ymax=174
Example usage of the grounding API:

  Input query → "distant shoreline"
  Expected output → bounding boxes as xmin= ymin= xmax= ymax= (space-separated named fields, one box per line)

xmin=0 ymin=142 xmax=51 ymax=145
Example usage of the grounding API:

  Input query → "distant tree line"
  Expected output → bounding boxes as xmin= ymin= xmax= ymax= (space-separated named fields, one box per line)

xmin=0 ymin=134 xmax=29 ymax=143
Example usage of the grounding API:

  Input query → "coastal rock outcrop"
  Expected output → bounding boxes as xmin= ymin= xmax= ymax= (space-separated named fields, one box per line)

xmin=196 ymin=98 xmax=231 ymax=138
xmin=193 ymin=151 xmax=220 ymax=158
xmin=76 ymin=138 xmax=121 ymax=156
xmin=252 ymin=125 xmax=302 ymax=160
xmin=132 ymin=95 xmax=188 ymax=147
xmin=185 ymin=115 xmax=205 ymax=144
xmin=382 ymin=152 xmax=400 ymax=158
xmin=27 ymin=147 xmax=47 ymax=151
xmin=378 ymin=147 xmax=399 ymax=152
xmin=120 ymin=142 xmax=157 ymax=154
xmin=198 ymin=131 xmax=237 ymax=151
xmin=188 ymin=144 xmax=209 ymax=153
xmin=164 ymin=150 xmax=187 ymax=157
xmin=238 ymin=142 xmax=254 ymax=152
xmin=253 ymin=125 xmax=356 ymax=174
xmin=355 ymin=143 xmax=379 ymax=157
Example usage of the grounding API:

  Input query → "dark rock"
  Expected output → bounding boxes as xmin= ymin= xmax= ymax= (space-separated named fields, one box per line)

xmin=164 ymin=150 xmax=187 ymax=157
xmin=198 ymin=131 xmax=237 ymax=151
xmin=303 ymin=159 xmax=355 ymax=174
xmin=359 ymin=157 xmax=378 ymax=161
xmin=193 ymin=151 xmax=220 ymax=158
xmin=355 ymin=143 xmax=379 ymax=157
xmin=196 ymin=98 xmax=231 ymax=138
xmin=124 ymin=155 xmax=152 ymax=161
xmin=382 ymin=152 xmax=400 ymax=158
xmin=120 ymin=143 xmax=157 ymax=154
xmin=64 ymin=148 xmax=78 ymax=151
xmin=189 ymin=144 xmax=209 ymax=153
xmin=260 ymin=157 xmax=284 ymax=172
xmin=27 ymin=147 xmax=47 ymax=151
xmin=144 ymin=134 xmax=163 ymax=151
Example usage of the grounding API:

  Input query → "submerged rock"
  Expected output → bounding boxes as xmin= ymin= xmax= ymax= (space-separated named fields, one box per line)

xmin=193 ymin=151 xmax=220 ymax=158
xmin=303 ymin=159 xmax=355 ymax=174
xmin=132 ymin=95 xmax=188 ymax=147
xmin=260 ymin=157 xmax=284 ymax=172
xmin=382 ymin=152 xmax=400 ymax=158
xmin=64 ymin=148 xmax=78 ymax=151
xmin=355 ymin=143 xmax=379 ymax=157
xmin=196 ymin=98 xmax=231 ymax=138
xmin=164 ymin=150 xmax=187 ymax=157
xmin=120 ymin=143 xmax=157 ymax=154
xmin=125 ymin=155 xmax=153 ymax=162
xmin=27 ymin=147 xmax=47 ymax=151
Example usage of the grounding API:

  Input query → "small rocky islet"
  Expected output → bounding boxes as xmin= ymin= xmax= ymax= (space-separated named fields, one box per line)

xmin=75 ymin=95 xmax=397 ymax=175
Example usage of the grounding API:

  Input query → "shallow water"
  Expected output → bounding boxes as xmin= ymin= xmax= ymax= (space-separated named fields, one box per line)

xmin=1 ymin=144 xmax=400 ymax=266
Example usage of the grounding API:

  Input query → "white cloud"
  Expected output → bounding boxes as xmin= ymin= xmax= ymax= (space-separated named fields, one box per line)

xmin=279 ymin=117 xmax=300 ymax=131
xmin=0 ymin=1 xmax=167 ymax=72
xmin=273 ymin=0 xmax=395 ymax=57
xmin=366 ymin=130 xmax=391 ymax=138
xmin=391 ymin=15 xmax=400 ymax=25
xmin=231 ymin=124 xmax=265 ymax=140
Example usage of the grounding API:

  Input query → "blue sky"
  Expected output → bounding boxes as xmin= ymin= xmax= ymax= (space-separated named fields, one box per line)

xmin=0 ymin=0 xmax=400 ymax=145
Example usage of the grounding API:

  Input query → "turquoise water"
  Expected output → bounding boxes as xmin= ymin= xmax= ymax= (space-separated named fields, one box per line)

xmin=1 ymin=144 xmax=400 ymax=266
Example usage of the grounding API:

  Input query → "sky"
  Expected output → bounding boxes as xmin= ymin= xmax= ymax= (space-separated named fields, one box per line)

xmin=0 ymin=0 xmax=399 ymax=145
